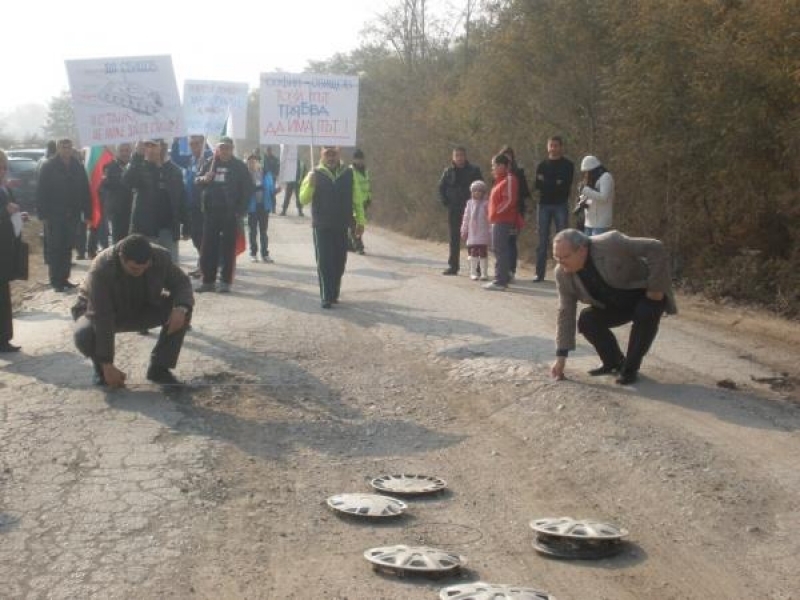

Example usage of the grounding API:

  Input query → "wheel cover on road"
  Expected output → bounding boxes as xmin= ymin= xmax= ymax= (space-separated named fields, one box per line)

xmin=439 ymin=581 xmax=556 ymax=599
xmin=370 ymin=473 xmax=447 ymax=495
xmin=530 ymin=517 xmax=629 ymax=559
xmin=529 ymin=517 xmax=628 ymax=540
xmin=326 ymin=493 xmax=407 ymax=518
xmin=364 ymin=544 xmax=465 ymax=577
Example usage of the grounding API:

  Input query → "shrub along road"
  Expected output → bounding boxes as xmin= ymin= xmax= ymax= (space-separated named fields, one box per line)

xmin=2 ymin=216 xmax=799 ymax=599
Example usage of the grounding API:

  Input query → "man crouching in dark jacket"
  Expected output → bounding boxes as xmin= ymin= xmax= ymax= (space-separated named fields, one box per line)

xmin=72 ymin=234 xmax=195 ymax=387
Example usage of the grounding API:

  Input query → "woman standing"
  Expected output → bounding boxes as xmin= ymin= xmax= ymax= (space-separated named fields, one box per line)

xmin=0 ymin=150 xmax=23 ymax=352
xmin=577 ymin=155 xmax=614 ymax=236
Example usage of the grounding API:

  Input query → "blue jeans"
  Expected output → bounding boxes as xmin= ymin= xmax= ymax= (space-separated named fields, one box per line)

xmin=536 ymin=203 xmax=568 ymax=278
xmin=585 ymin=227 xmax=610 ymax=237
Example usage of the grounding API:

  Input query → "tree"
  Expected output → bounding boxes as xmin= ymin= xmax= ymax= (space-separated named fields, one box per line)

xmin=42 ymin=91 xmax=79 ymax=143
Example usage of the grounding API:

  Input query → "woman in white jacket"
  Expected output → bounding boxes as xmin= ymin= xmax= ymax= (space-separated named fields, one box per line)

xmin=576 ymin=155 xmax=614 ymax=236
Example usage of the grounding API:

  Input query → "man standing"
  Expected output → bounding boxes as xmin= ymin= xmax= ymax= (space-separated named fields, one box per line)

xmin=438 ymin=146 xmax=482 ymax=275
xmin=550 ymin=229 xmax=677 ymax=385
xmin=171 ymin=135 xmax=212 ymax=276
xmin=280 ymin=156 xmax=306 ymax=217
xmin=299 ymin=146 xmax=354 ymax=309
xmin=36 ymin=139 xmax=92 ymax=291
xmin=534 ymin=136 xmax=574 ymax=282
xmin=73 ymin=234 xmax=194 ymax=387
xmin=349 ymin=149 xmax=371 ymax=255
xmin=123 ymin=139 xmax=186 ymax=263
xmin=194 ymin=137 xmax=253 ymax=293
xmin=99 ymin=142 xmax=133 ymax=244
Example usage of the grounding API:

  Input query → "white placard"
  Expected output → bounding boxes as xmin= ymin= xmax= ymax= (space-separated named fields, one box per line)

xmin=259 ymin=73 xmax=359 ymax=146
xmin=65 ymin=55 xmax=184 ymax=146
xmin=278 ymin=145 xmax=299 ymax=183
xmin=183 ymin=80 xmax=249 ymax=138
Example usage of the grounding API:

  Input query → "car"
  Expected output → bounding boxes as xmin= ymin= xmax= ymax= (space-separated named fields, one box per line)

xmin=6 ymin=156 xmax=39 ymax=213
xmin=7 ymin=148 xmax=46 ymax=163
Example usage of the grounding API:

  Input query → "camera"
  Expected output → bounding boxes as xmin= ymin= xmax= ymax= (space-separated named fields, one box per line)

xmin=573 ymin=197 xmax=590 ymax=216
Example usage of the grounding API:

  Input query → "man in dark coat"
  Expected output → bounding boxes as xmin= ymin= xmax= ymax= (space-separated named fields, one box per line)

xmin=0 ymin=150 xmax=23 ymax=352
xmin=72 ymin=234 xmax=195 ymax=387
xmin=36 ymin=139 xmax=92 ymax=291
xmin=299 ymin=146 xmax=354 ymax=309
xmin=194 ymin=137 xmax=254 ymax=293
xmin=99 ymin=142 xmax=134 ymax=244
xmin=438 ymin=146 xmax=483 ymax=275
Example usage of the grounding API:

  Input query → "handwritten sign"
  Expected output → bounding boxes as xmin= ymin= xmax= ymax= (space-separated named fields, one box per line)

xmin=182 ymin=80 xmax=249 ymax=137
xmin=259 ymin=73 xmax=359 ymax=146
xmin=65 ymin=55 xmax=184 ymax=146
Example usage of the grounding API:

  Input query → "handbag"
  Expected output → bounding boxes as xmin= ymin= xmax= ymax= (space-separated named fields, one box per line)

xmin=13 ymin=240 xmax=29 ymax=281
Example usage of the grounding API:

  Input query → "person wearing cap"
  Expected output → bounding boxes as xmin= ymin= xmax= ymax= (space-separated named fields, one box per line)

xmin=533 ymin=136 xmax=574 ymax=281
xmin=438 ymin=146 xmax=483 ymax=275
xmin=123 ymin=139 xmax=187 ymax=263
xmin=72 ymin=234 xmax=195 ymax=387
xmin=348 ymin=149 xmax=371 ymax=255
xmin=36 ymin=138 xmax=92 ymax=291
xmin=576 ymin=155 xmax=614 ymax=236
xmin=299 ymin=146 xmax=354 ymax=309
xmin=194 ymin=136 xmax=254 ymax=293
xmin=550 ymin=228 xmax=677 ymax=385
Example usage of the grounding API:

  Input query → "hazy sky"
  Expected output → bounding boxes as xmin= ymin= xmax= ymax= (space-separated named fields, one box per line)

xmin=2 ymin=0 xmax=396 ymax=113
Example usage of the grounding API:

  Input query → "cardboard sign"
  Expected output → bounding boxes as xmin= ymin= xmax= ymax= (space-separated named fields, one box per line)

xmin=183 ymin=80 xmax=249 ymax=138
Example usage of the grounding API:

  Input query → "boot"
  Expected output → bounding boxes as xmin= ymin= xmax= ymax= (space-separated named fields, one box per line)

xmin=479 ymin=258 xmax=489 ymax=281
xmin=469 ymin=256 xmax=479 ymax=280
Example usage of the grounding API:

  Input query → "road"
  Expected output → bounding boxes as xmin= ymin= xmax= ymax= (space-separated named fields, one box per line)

xmin=1 ymin=215 xmax=799 ymax=599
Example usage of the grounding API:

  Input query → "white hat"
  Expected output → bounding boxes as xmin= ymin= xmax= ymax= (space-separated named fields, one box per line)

xmin=470 ymin=180 xmax=487 ymax=191
xmin=580 ymin=155 xmax=602 ymax=171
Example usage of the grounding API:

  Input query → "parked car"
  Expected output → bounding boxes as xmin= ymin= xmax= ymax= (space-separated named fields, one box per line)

xmin=7 ymin=148 xmax=46 ymax=163
xmin=6 ymin=156 xmax=39 ymax=213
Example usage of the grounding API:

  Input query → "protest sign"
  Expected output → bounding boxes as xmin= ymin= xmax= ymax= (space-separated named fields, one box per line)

xmin=278 ymin=145 xmax=299 ymax=183
xmin=260 ymin=73 xmax=359 ymax=146
xmin=65 ymin=55 xmax=184 ymax=146
xmin=182 ymin=80 xmax=249 ymax=138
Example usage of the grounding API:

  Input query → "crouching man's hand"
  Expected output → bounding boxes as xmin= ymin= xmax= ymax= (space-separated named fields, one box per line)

xmin=167 ymin=306 xmax=189 ymax=335
xmin=550 ymin=356 xmax=567 ymax=381
xmin=102 ymin=363 xmax=127 ymax=389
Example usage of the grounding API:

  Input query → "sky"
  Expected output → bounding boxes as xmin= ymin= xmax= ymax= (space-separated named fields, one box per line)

xmin=1 ymin=0 xmax=397 ymax=114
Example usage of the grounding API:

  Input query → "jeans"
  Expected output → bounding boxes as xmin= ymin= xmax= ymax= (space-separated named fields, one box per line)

xmin=585 ymin=227 xmax=611 ymax=237
xmin=248 ymin=208 xmax=269 ymax=257
xmin=148 ymin=229 xmax=178 ymax=264
xmin=536 ymin=203 xmax=568 ymax=279
xmin=491 ymin=222 xmax=512 ymax=286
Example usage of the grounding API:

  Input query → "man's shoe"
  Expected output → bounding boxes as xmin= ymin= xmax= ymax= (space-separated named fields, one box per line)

xmin=588 ymin=359 xmax=625 ymax=376
xmin=321 ymin=301 xmax=332 ymax=309
xmin=53 ymin=286 xmax=65 ymax=293
xmin=483 ymin=281 xmax=507 ymax=291
xmin=92 ymin=371 xmax=106 ymax=386
xmin=509 ymin=272 xmax=516 ymax=282
xmin=616 ymin=370 xmax=639 ymax=385
xmin=262 ymin=255 xmax=274 ymax=263
xmin=0 ymin=342 xmax=21 ymax=353
xmin=195 ymin=282 xmax=216 ymax=293
xmin=279 ymin=211 xmax=287 ymax=216
xmin=62 ymin=281 xmax=78 ymax=289
xmin=357 ymin=249 xmax=365 ymax=255
xmin=442 ymin=268 xmax=458 ymax=276
xmin=137 ymin=329 xmax=150 ymax=336
xmin=147 ymin=365 xmax=180 ymax=385
xmin=533 ymin=276 xmax=545 ymax=283
xmin=217 ymin=282 xmax=231 ymax=293
xmin=250 ymin=255 xmax=259 ymax=263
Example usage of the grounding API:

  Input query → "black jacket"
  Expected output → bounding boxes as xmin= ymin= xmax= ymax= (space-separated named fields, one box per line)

xmin=438 ymin=162 xmax=483 ymax=213
xmin=195 ymin=155 xmax=254 ymax=216
xmin=99 ymin=159 xmax=133 ymax=218
xmin=535 ymin=157 xmax=575 ymax=205
xmin=123 ymin=155 xmax=187 ymax=240
xmin=36 ymin=156 xmax=92 ymax=221
xmin=305 ymin=163 xmax=354 ymax=230
xmin=0 ymin=187 xmax=20 ymax=282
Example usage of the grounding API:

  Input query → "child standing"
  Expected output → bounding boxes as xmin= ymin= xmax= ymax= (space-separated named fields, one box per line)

xmin=246 ymin=154 xmax=275 ymax=263
xmin=486 ymin=153 xmax=519 ymax=290
xmin=460 ymin=180 xmax=491 ymax=281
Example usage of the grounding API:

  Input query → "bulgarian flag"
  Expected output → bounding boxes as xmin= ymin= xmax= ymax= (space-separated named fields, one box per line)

xmin=85 ymin=146 xmax=115 ymax=230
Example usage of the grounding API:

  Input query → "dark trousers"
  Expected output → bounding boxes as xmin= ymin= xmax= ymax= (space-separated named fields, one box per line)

xmin=200 ymin=206 xmax=237 ymax=285
xmin=45 ymin=218 xmax=77 ymax=287
xmin=536 ymin=203 xmax=569 ymax=278
xmin=447 ymin=207 xmax=464 ymax=272
xmin=281 ymin=183 xmax=303 ymax=215
xmin=108 ymin=205 xmax=131 ymax=244
xmin=0 ymin=281 xmax=12 ymax=344
xmin=578 ymin=297 xmax=666 ymax=373
xmin=189 ymin=204 xmax=204 ymax=252
xmin=509 ymin=234 xmax=519 ymax=274
xmin=86 ymin=217 xmax=110 ymax=257
xmin=312 ymin=227 xmax=348 ymax=303
xmin=74 ymin=221 xmax=88 ymax=258
xmin=248 ymin=208 xmax=269 ymax=257
xmin=74 ymin=298 xmax=189 ymax=369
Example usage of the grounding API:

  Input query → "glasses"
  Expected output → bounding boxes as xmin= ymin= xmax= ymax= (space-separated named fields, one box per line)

xmin=553 ymin=250 xmax=576 ymax=263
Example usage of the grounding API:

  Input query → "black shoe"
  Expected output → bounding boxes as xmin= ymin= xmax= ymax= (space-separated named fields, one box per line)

xmin=53 ymin=286 xmax=65 ymax=293
xmin=92 ymin=371 xmax=106 ymax=386
xmin=533 ymin=276 xmax=545 ymax=283
xmin=146 ymin=365 xmax=180 ymax=385
xmin=442 ymin=268 xmax=458 ymax=276
xmin=588 ymin=357 xmax=625 ymax=376
xmin=321 ymin=301 xmax=332 ymax=309
xmin=616 ymin=370 xmax=639 ymax=385
xmin=279 ymin=211 xmax=287 ymax=216
xmin=0 ymin=342 xmax=21 ymax=353
xmin=137 ymin=329 xmax=150 ymax=336
xmin=62 ymin=281 xmax=78 ymax=289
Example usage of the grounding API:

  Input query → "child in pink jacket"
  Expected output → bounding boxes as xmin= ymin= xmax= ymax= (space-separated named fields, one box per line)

xmin=460 ymin=180 xmax=491 ymax=280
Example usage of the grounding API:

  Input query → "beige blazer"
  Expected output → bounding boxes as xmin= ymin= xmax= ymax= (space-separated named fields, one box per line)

xmin=555 ymin=230 xmax=677 ymax=351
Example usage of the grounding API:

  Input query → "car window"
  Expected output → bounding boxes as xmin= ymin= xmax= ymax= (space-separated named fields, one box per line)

xmin=8 ymin=160 xmax=38 ymax=173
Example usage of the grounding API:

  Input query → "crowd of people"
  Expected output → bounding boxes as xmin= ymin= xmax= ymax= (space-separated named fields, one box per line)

xmin=1 ymin=134 xmax=674 ymax=388
xmin=439 ymin=137 xmax=675 ymax=385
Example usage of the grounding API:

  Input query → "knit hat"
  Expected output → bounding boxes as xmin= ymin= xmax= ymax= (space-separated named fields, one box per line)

xmin=470 ymin=180 xmax=487 ymax=192
xmin=580 ymin=155 xmax=602 ymax=171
